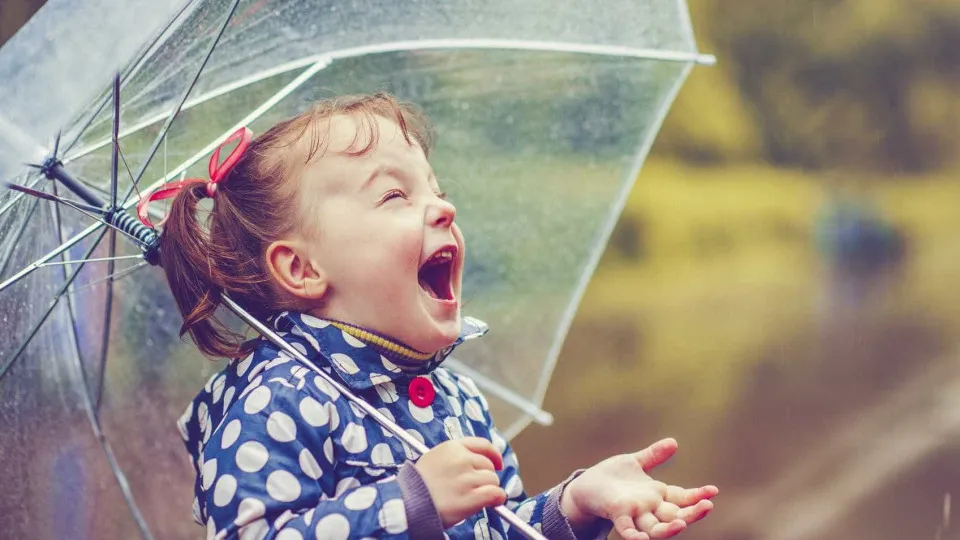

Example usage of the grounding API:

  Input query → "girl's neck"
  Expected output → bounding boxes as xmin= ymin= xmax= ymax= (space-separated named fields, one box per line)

xmin=324 ymin=319 xmax=435 ymax=370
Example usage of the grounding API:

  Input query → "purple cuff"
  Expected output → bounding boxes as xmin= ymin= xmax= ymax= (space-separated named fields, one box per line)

xmin=397 ymin=463 xmax=445 ymax=540
xmin=543 ymin=470 xmax=614 ymax=540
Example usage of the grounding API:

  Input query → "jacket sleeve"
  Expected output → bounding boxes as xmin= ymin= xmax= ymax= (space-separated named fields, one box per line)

xmin=198 ymin=378 xmax=423 ymax=540
xmin=461 ymin=376 xmax=612 ymax=540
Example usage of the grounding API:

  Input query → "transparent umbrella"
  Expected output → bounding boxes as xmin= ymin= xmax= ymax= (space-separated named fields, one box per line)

xmin=0 ymin=0 xmax=714 ymax=538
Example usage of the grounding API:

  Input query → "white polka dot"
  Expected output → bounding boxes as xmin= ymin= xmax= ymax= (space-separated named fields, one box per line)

xmin=314 ymin=376 xmax=341 ymax=401
xmin=370 ymin=373 xmax=391 ymax=385
xmin=201 ymin=459 xmax=217 ymax=490
xmin=299 ymin=397 xmax=330 ymax=427
xmin=222 ymin=386 xmax=236 ymax=412
xmin=444 ymin=417 xmax=464 ymax=440
xmin=266 ymin=411 xmax=297 ymax=442
xmin=330 ymin=353 xmax=359 ymax=375
xmin=211 ymin=376 xmax=226 ymax=403
xmin=515 ymin=501 xmax=536 ymax=521
xmin=458 ymin=377 xmax=481 ymax=397
xmin=276 ymin=528 xmax=303 ymax=540
xmin=464 ymin=399 xmax=484 ymax=422
xmin=206 ymin=516 xmax=216 ymax=538
xmin=323 ymin=437 xmax=334 ymax=463
xmin=448 ymin=396 xmax=462 ymax=417
xmin=335 ymin=477 xmax=361 ymax=496
xmin=349 ymin=402 xmax=368 ymax=418
xmin=344 ymin=486 xmax=377 ymax=510
xmin=274 ymin=510 xmax=297 ymax=530
xmin=289 ymin=342 xmax=308 ymax=355
xmin=197 ymin=402 xmax=210 ymax=433
xmin=299 ymin=449 xmax=322 ymax=480
xmin=234 ymin=497 xmax=266 ymax=525
xmin=236 ymin=353 xmax=254 ymax=376
xmin=341 ymin=423 xmax=368 ymax=453
xmin=303 ymin=509 xmax=315 ymax=526
xmin=236 ymin=441 xmax=270 ymax=472
xmin=474 ymin=517 xmax=492 ymax=540
xmin=221 ymin=419 xmax=241 ymax=449
xmin=402 ymin=429 xmax=426 ymax=460
xmin=243 ymin=386 xmax=271 ymax=415
xmin=239 ymin=518 xmax=269 ymax=540
xmin=314 ymin=513 xmax=350 ymax=540
xmin=438 ymin=374 xmax=459 ymax=395
xmin=364 ymin=467 xmax=386 ymax=477
xmin=301 ymin=314 xmax=329 ymax=328
xmin=266 ymin=470 xmax=301 ymax=502
xmin=505 ymin=475 xmax=523 ymax=498
xmin=291 ymin=366 xmax=309 ymax=379
xmin=491 ymin=430 xmax=508 ymax=455
xmin=370 ymin=443 xmax=395 ymax=466
xmin=341 ymin=330 xmax=366 ymax=348
xmin=375 ymin=382 xmax=399 ymax=403
xmin=378 ymin=498 xmax=407 ymax=534
xmin=380 ymin=356 xmax=401 ymax=373
xmin=408 ymin=400 xmax=435 ymax=423
xmin=265 ymin=355 xmax=292 ymax=370
xmin=205 ymin=373 xmax=218 ymax=392
xmin=213 ymin=474 xmax=237 ymax=506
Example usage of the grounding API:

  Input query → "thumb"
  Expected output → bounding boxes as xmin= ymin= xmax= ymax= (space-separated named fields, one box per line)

xmin=633 ymin=438 xmax=678 ymax=472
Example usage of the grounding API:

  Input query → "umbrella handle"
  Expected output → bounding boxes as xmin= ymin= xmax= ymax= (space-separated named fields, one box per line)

xmin=222 ymin=296 xmax=548 ymax=540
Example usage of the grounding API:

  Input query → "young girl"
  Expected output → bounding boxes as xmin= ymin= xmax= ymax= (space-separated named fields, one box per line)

xmin=159 ymin=94 xmax=718 ymax=540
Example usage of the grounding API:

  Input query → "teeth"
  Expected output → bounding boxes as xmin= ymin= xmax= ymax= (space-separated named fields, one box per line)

xmin=427 ymin=248 xmax=454 ymax=264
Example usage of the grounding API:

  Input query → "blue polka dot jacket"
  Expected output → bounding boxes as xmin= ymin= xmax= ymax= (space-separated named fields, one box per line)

xmin=178 ymin=312 xmax=609 ymax=539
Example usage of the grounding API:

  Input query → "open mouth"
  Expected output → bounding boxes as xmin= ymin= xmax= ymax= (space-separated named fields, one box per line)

xmin=418 ymin=246 xmax=456 ymax=301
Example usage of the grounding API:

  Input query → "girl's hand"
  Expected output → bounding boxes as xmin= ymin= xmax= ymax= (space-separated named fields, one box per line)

xmin=415 ymin=437 xmax=508 ymax=528
xmin=561 ymin=438 xmax=718 ymax=540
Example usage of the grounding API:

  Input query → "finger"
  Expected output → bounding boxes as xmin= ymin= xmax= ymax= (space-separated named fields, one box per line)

xmin=653 ymin=502 xmax=680 ymax=523
xmin=613 ymin=515 xmax=649 ymax=540
xmin=632 ymin=438 xmax=678 ymax=472
xmin=645 ymin=517 xmax=686 ymax=540
xmin=676 ymin=500 xmax=714 ymax=525
xmin=460 ymin=437 xmax=504 ymax=471
xmin=470 ymin=485 xmax=507 ymax=508
xmin=470 ymin=469 xmax=502 ymax=489
xmin=664 ymin=484 xmax=719 ymax=506
xmin=636 ymin=512 xmax=660 ymax=534
xmin=471 ymin=453 xmax=496 ymax=472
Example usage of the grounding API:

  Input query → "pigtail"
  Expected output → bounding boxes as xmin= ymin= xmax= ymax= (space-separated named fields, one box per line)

xmin=160 ymin=183 xmax=248 ymax=359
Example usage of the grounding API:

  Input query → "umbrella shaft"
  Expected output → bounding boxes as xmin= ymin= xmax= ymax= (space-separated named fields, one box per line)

xmin=221 ymin=296 xmax=547 ymax=540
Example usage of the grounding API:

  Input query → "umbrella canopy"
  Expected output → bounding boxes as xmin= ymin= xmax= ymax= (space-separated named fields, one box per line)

xmin=0 ymin=0 xmax=713 ymax=538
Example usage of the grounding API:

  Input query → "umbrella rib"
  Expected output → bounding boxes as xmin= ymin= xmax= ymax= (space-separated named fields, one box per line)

xmin=118 ymin=0 xmax=243 ymax=207
xmin=59 ymin=0 xmax=196 ymax=158
xmin=0 ymin=227 xmax=107 ymax=381
xmin=0 ymin=174 xmax=44 ymax=219
xmin=0 ymin=221 xmax=104 ymax=293
xmin=0 ymin=195 xmax=41 ymax=279
xmin=37 ymin=254 xmax=143 ymax=267
xmin=68 ymin=260 xmax=148 ymax=296
xmin=66 ymin=39 xmax=714 ymax=163
xmin=119 ymin=58 xmax=330 ymax=207
xmin=444 ymin=358 xmax=554 ymax=426
xmin=54 ymin=229 xmax=155 ymax=540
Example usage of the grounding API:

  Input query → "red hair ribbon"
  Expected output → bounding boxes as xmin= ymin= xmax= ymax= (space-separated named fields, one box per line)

xmin=136 ymin=126 xmax=253 ymax=228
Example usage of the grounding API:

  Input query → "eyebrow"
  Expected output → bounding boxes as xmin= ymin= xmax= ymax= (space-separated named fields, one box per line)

xmin=360 ymin=166 xmax=437 ymax=192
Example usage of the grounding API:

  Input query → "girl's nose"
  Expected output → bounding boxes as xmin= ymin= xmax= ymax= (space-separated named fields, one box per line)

xmin=427 ymin=196 xmax=456 ymax=228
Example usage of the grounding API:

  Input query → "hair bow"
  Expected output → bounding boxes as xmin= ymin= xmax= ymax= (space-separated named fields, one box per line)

xmin=137 ymin=126 xmax=253 ymax=228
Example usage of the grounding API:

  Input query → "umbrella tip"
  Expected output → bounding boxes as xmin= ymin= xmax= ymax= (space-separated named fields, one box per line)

xmin=696 ymin=53 xmax=718 ymax=67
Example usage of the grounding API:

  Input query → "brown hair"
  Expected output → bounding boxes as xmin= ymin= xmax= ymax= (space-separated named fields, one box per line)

xmin=160 ymin=92 xmax=435 ymax=358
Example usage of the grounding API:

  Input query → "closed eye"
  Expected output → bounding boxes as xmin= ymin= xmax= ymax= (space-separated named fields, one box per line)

xmin=377 ymin=189 xmax=407 ymax=205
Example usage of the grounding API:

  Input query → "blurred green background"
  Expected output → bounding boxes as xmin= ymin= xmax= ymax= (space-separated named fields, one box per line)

xmin=4 ymin=1 xmax=960 ymax=539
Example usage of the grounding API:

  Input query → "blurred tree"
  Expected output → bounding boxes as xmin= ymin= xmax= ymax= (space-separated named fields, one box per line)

xmin=659 ymin=0 xmax=960 ymax=174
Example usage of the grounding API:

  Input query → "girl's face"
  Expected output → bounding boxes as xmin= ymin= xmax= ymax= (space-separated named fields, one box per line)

xmin=294 ymin=114 xmax=464 ymax=354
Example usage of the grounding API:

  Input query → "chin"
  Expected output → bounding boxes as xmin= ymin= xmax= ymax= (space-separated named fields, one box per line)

xmin=413 ymin=318 xmax=461 ymax=354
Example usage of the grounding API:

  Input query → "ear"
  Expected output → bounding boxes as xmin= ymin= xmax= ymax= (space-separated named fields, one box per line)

xmin=265 ymin=239 xmax=328 ymax=301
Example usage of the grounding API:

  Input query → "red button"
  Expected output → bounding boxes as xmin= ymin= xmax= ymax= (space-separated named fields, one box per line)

xmin=408 ymin=376 xmax=435 ymax=407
